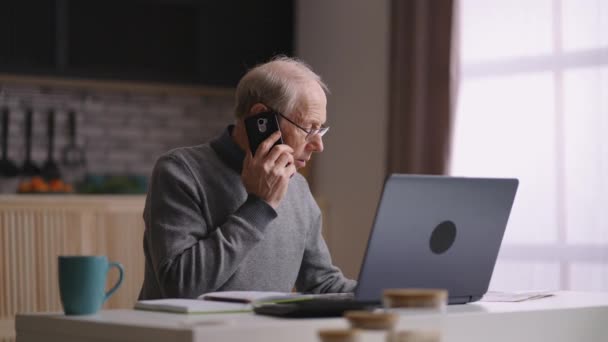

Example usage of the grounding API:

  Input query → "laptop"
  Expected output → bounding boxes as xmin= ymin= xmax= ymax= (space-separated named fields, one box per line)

xmin=254 ymin=174 xmax=519 ymax=317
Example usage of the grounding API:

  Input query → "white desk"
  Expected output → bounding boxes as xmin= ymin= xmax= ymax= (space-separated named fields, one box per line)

xmin=16 ymin=291 xmax=608 ymax=342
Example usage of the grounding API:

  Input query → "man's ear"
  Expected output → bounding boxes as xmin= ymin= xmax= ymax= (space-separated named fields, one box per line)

xmin=248 ymin=103 xmax=269 ymax=117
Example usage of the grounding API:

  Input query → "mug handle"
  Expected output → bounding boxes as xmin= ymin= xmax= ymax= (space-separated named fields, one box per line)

xmin=104 ymin=262 xmax=124 ymax=302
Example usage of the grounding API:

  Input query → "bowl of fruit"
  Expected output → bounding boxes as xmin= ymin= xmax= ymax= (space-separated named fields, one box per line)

xmin=18 ymin=176 xmax=74 ymax=194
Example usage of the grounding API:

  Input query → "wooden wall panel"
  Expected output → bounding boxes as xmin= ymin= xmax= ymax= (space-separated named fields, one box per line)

xmin=0 ymin=195 xmax=146 ymax=341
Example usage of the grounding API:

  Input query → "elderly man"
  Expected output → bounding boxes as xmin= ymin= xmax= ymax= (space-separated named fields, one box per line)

xmin=139 ymin=57 xmax=356 ymax=299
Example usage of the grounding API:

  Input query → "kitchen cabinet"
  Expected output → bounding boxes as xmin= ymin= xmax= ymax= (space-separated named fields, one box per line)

xmin=0 ymin=0 xmax=57 ymax=73
xmin=0 ymin=0 xmax=294 ymax=87
xmin=0 ymin=195 xmax=146 ymax=342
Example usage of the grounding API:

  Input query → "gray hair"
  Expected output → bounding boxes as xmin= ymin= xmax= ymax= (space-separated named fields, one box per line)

xmin=234 ymin=56 xmax=329 ymax=119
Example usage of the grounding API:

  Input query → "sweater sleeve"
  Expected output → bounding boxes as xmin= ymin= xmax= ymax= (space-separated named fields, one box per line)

xmin=145 ymin=154 xmax=277 ymax=298
xmin=295 ymin=210 xmax=357 ymax=293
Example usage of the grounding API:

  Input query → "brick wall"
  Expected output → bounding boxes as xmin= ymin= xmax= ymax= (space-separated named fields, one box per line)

xmin=0 ymin=83 xmax=234 ymax=192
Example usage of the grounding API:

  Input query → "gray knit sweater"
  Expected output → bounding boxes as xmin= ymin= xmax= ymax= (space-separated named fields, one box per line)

xmin=138 ymin=126 xmax=356 ymax=299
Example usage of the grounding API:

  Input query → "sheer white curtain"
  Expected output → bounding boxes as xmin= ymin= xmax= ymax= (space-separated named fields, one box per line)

xmin=451 ymin=0 xmax=608 ymax=291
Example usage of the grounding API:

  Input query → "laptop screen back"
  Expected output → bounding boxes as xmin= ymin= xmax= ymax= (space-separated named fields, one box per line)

xmin=355 ymin=174 xmax=518 ymax=304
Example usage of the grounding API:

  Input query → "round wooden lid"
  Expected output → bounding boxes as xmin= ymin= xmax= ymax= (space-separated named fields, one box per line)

xmin=318 ymin=328 xmax=359 ymax=342
xmin=388 ymin=330 xmax=441 ymax=342
xmin=382 ymin=289 xmax=448 ymax=308
xmin=344 ymin=310 xmax=399 ymax=330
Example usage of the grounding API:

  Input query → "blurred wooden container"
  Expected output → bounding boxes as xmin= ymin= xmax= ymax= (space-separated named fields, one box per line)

xmin=0 ymin=195 xmax=146 ymax=342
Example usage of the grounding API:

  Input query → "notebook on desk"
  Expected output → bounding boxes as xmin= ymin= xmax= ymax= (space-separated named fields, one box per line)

xmin=254 ymin=174 xmax=519 ymax=317
xmin=135 ymin=298 xmax=252 ymax=314
xmin=134 ymin=291 xmax=350 ymax=314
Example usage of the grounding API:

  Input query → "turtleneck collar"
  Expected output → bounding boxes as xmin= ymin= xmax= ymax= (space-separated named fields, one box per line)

xmin=210 ymin=125 xmax=245 ymax=174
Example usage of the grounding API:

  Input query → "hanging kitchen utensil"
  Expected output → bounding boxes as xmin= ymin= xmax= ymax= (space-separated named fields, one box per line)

xmin=21 ymin=107 xmax=40 ymax=176
xmin=61 ymin=110 xmax=86 ymax=168
xmin=0 ymin=106 xmax=19 ymax=177
xmin=41 ymin=108 xmax=61 ymax=180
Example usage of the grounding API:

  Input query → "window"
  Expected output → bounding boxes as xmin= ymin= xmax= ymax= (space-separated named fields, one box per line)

xmin=451 ymin=0 xmax=608 ymax=291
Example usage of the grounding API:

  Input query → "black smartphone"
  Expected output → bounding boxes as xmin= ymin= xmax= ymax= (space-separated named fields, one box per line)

xmin=244 ymin=111 xmax=283 ymax=156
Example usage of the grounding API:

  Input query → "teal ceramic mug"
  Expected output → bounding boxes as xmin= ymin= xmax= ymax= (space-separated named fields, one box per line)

xmin=58 ymin=255 xmax=124 ymax=315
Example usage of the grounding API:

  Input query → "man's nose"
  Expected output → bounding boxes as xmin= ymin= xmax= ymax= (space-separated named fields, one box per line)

xmin=308 ymin=134 xmax=324 ymax=153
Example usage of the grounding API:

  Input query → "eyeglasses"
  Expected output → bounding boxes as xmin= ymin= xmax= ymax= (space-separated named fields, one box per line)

xmin=272 ymin=109 xmax=329 ymax=141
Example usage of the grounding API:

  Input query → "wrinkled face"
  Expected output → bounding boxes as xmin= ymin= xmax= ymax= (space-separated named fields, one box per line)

xmin=278 ymin=82 xmax=327 ymax=169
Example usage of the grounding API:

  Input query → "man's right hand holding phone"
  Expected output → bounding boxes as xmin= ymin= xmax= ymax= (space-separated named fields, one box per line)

xmin=241 ymin=131 xmax=296 ymax=209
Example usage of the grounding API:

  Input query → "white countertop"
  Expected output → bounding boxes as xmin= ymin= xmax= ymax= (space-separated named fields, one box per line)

xmin=16 ymin=291 xmax=608 ymax=342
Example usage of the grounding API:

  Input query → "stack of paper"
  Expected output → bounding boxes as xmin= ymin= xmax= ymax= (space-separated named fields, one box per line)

xmin=481 ymin=291 xmax=554 ymax=302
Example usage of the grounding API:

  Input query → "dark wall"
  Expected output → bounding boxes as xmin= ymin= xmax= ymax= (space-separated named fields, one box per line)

xmin=0 ymin=0 xmax=294 ymax=87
